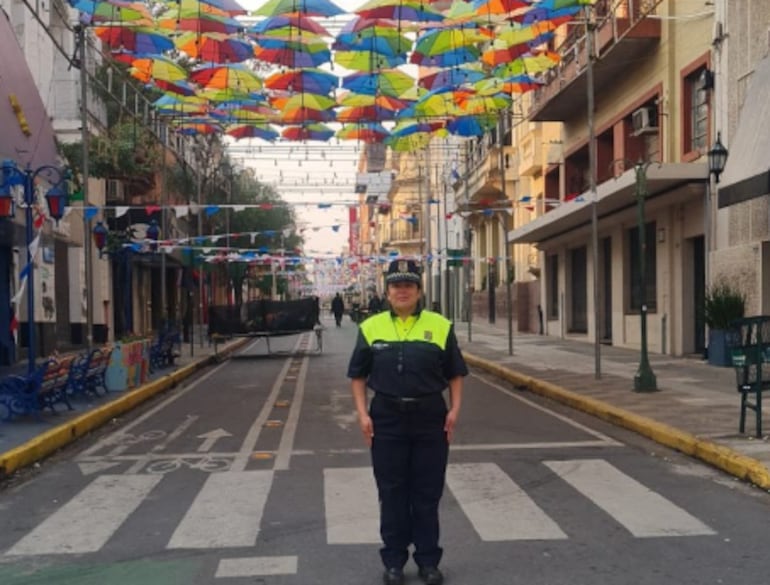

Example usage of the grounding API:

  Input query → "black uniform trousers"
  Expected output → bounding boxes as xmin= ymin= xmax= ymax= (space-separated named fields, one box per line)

xmin=370 ymin=392 xmax=449 ymax=570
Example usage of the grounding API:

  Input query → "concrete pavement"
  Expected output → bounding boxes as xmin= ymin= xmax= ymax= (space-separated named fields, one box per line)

xmin=2 ymin=319 xmax=769 ymax=492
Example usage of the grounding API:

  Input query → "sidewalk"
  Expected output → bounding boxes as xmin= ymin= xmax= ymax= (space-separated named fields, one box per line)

xmin=460 ymin=319 xmax=770 ymax=490
xmin=0 ymin=334 xmax=248 ymax=477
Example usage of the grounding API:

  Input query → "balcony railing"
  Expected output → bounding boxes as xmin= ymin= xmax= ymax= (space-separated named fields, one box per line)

xmin=530 ymin=0 xmax=664 ymax=121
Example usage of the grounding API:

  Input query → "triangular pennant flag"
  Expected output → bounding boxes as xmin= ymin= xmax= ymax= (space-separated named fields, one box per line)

xmin=84 ymin=207 xmax=99 ymax=220
xmin=174 ymin=206 xmax=189 ymax=218
xmin=145 ymin=205 xmax=161 ymax=215
xmin=115 ymin=206 xmax=130 ymax=218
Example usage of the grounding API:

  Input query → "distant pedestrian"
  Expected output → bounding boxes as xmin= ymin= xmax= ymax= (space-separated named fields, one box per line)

xmin=331 ymin=293 xmax=345 ymax=327
xmin=347 ymin=259 xmax=468 ymax=585
xmin=368 ymin=293 xmax=383 ymax=315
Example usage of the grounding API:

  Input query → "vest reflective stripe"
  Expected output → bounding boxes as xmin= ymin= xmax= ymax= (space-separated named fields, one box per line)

xmin=360 ymin=311 xmax=451 ymax=350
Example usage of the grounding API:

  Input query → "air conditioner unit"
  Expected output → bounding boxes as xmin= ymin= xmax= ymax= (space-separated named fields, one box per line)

xmin=631 ymin=106 xmax=658 ymax=135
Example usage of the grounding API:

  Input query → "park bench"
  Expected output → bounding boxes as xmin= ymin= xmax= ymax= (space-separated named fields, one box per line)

xmin=0 ymin=357 xmax=74 ymax=420
xmin=728 ymin=316 xmax=770 ymax=437
xmin=83 ymin=347 xmax=112 ymax=395
xmin=149 ymin=330 xmax=180 ymax=372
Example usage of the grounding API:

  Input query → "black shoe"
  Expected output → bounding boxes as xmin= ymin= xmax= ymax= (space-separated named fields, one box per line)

xmin=383 ymin=568 xmax=405 ymax=585
xmin=418 ymin=567 xmax=444 ymax=585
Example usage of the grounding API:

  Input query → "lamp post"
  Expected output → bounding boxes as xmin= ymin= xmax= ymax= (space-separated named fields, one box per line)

xmin=705 ymin=132 xmax=728 ymax=290
xmin=632 ymin=162 xmax=657 ymax=393
xmin=0 ymin=160 xmax=69 ymax=375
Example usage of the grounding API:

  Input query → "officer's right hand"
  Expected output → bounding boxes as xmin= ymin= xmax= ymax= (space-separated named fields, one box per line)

xmin=358 ymin=414 xmax=374 ymax=447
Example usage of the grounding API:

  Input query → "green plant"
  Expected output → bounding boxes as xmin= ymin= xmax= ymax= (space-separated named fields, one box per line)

xmin=703 ymin=280 xmax=746 ymax=329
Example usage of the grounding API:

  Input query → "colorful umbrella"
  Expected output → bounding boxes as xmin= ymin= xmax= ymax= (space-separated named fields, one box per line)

xmin=175 ymin=32 xmax=254 ymax=63
xmin=411 ymin=46 xmax=481 ymax=68
xmin=158 ymin=10 xmax=241 ymax=34
xmin=130 ymin=56 xmax=188 ymax=83
xmin=342 ymin=69 xmax=414 ymax=98
xmin=447 ymin=114 xmax=496 ymax=137
xmin=254 ymin=41 xmax=331 ymax=68
xmin=473 ymin=75 xmax=542 ymax=95
xmin=356 ymin=0 xmax=444 ymax=23
xmin=95 ymin=26 xmax=173 ymax=54
xmin=472 ymin=0 xmax=529 ymax=17
xmin=253 ymin=0 xmax=344 ymax=18
xmin=337 ymin=105 xmax=399 ymax=122
xmin=282 ymin=123 xmax=335 ymax=141
xmin=265 ymin=68 xmax=338 ymax=94
xmin=191 ymin=64 xmax=263 ymax=92
xmin=74 ymin=0 xmax=153 ymax=24
xmin=226 ymin=124 xmax=279 ymax=141
xmin=413 ymin=27 xmax=492 ymax=58
xmin=337 ymin=122 xmax=390 ymax=143
xmin=418 ymin=65 xmax=486 ymax=90
xmin=493 ymin=51 xmax=561 ymax=77
xmin=334 ymin=50 xmax=406 ymax=71
xmin=275 ymin=93 xmax=336 ymax=123
xmin=251 ymin=14 xmax=331 ymax=36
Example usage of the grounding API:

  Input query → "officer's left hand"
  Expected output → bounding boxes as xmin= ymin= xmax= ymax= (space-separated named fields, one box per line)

xmin=444 ymin=409 xmax=459 ymax=443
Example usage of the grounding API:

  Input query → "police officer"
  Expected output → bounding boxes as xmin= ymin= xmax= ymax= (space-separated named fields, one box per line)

xmin=347 ymin=259 xmax=468 ymax=585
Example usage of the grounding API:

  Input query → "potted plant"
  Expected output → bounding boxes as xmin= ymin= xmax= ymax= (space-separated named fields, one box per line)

xmin=703 ymin=280 xmax=746 ymax=367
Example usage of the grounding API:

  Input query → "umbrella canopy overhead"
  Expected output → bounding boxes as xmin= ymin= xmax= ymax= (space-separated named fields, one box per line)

xmin=72 ymin=0 xmax=590 ymax=150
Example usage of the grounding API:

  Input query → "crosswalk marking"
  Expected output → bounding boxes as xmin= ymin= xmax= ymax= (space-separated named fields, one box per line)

xmin=215 ymin=556 xmax=298 ymax=578
xmin=324 ymin=467 xmax=380 ymax=544
xmin=545 ymin=459 xmax=716 ymax=537
xmin=5 ymin=474 xmax=161 ymax=555
xmin=167 ymin=471 xmax=273 ymax=549
xmin=446 ymin=462 xmax=568 ymax=541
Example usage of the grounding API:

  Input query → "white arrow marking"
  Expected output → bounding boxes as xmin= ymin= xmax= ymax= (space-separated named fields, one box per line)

xmin=197 ymin=428 xmax=233 ymax=452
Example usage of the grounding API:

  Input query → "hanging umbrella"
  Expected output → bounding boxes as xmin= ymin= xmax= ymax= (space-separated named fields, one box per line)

xmin=447 ymin=114 xmax=496 ymax=137
xmin=226 ymin=124 xmax=279 ymax=141
xmin=493 ymin=51 xmax=561 ymax=77
xmin=411 ymin=47 xmax=481 ymax=68
xmin=175 ymin=32 xmax=254 ymax=63
xmin=251 ymin=14 xmax=331 ymax=36
xmin=334 ymin=50 xmax=406 ymax=71
xmin=385 ymin=131 xmax=442 ymax=152
xmin=196 ymin=87 xmax=255 ymax=102
xmin=196 ymin=0 xmax=248 ymax=15
xmin=130 ymin=56 xmax=188 ymax=83
xmin=73 ymin=0 xmax=153 ymax=24
xmin=390 ymin=119 xmax=445 ymax=138
xmin=337 ymin=123 xmax=390 ymax=143
xmin=265 ymin=68 xmax=338 ymax=94
xmin=342 ymin=69 xmax=414 ymax=98
xmin=153 ymin=94 xmax=208 ymax=115
xmin=355 ymin=0 xmax=444 ymax=23
xmin=339 ymin=92 xmax=409 ymax=110
xmin=514 ymin=4 xmax=581 ymax=25
xmin=95 ymin=26 xmax=174 ymax=54
xmin=456 ymin=92 xmax=512 ymax=115
xmin=497 ymin=20 xmax=556 ymax=46
xmin=332 ymin=34 xmax=410 ymax=57
xmin=413 ymin=27 xmax=492 ymax=59
xmin=253 ymin=0 xmax=345 ymax=18
xmin=473 ymin=75 xmax=541 ymax=95
xmin=337 ymin=105 xmax=400 ymax=122
xmin=158 ymin=9 xmax=241 ymax=34
xmin=282 ymin=123 xmax=335 ymax=141
xmin=254 ymin=41 xmax=331 ymax=68
xmin=472 ymin=0 xmax=529 ymax=17
xmin=153 ymin=78 xmax=198 ymax=96
xmin=482 ymin=36 xmax=553 ymax=67
xmin=275 ymin=93 xmax=336 ymax=123
xmin=191 ymin=64 xmax=263 ymax=92
xmin=418 ymin=65 xmax=486 ymax=90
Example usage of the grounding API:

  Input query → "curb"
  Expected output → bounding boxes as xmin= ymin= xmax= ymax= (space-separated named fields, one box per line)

xmin=464 ymin=351 xmax=770 ymax=491
xmin=0 ymin=338 xmax=250 ymax=479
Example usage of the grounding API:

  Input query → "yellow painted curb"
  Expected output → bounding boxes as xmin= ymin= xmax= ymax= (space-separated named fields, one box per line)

xmin=464 ymin=351 xmax=770 ymax=491
xmin=0 ymin=337 xmax=250 ymax=478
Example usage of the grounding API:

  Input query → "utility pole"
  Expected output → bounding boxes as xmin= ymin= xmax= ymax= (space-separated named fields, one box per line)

xmin=586 ymin=6 xmax=601 ymax=379
xmin=498 ymin=111 xmax=513 ymax=356
xmin=78 ymin=26 xmax=93 ymax=350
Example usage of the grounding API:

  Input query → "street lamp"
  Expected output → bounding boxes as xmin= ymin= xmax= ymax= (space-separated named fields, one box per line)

xmin=708 ymin=132 xmax=728 ymax=183
xmin=0 ymin=159 xmax=70 ymax=375
xmin=632 ymin=161 xmax=657 ymax=392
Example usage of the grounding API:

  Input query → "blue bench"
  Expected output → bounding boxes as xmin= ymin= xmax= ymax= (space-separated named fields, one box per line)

xmin=0 ymin=357 xmax=74 ymax=420
xmin=728 ymin=317 xmax=770 ymax=437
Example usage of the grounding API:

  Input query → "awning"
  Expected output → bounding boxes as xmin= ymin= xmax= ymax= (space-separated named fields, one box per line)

xmin=718 ymin=54 xmax=770 ymax=208
xmin=0 ymin=10 xmax=61 ymax=171
xmin=508 ymin=163 xmax=707 ymax=244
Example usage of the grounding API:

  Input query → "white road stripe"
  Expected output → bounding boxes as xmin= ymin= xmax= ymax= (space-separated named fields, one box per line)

xmin=274 ymin=355 xmax=309 ymax=471
xmin=215 ymin=556 xmax=298 ymax=578
xmin=324 ymin=467 xmax=380 ymax=544
xmin=545 ymin=459 xmax=716 ymax=537
xmin=167 ymin=471 xmax=273 ymax=549
xmin=446 ymin=462 xmax=567 ymax=541
xmin=6 ymin=475 xmax=161 ymax=555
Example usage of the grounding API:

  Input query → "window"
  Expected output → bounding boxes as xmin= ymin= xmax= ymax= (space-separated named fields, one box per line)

xmin=628 ymin=222 xmax=657 ymax=311
xmin=684 ymin=67 xmax=709 ymax=155
xmin=546 ymin=255 xmax=558 ymax=319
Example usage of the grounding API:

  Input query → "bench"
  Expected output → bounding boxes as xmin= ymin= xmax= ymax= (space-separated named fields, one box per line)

xmin=84 ymin=347 xmax=112 ymax=395
xmin=0 ymin=357 xmax=74 ymax=420
xmin=150 ymin=330 xmax=179 ymax=372
xmin=728 ymin=317 xmax=770 ymax=437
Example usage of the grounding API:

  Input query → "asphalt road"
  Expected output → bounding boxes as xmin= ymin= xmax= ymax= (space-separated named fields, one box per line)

xmin=0 ymin=318 xmax=768 ymax=585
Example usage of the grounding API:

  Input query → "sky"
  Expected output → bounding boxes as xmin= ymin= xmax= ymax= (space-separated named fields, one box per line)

xmin=229 ymin=0 xmax=375 ymax=257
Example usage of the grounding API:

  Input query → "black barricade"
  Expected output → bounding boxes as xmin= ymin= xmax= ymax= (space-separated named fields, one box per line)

xmin=209 ymin=298 xmax=319 ymax=336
